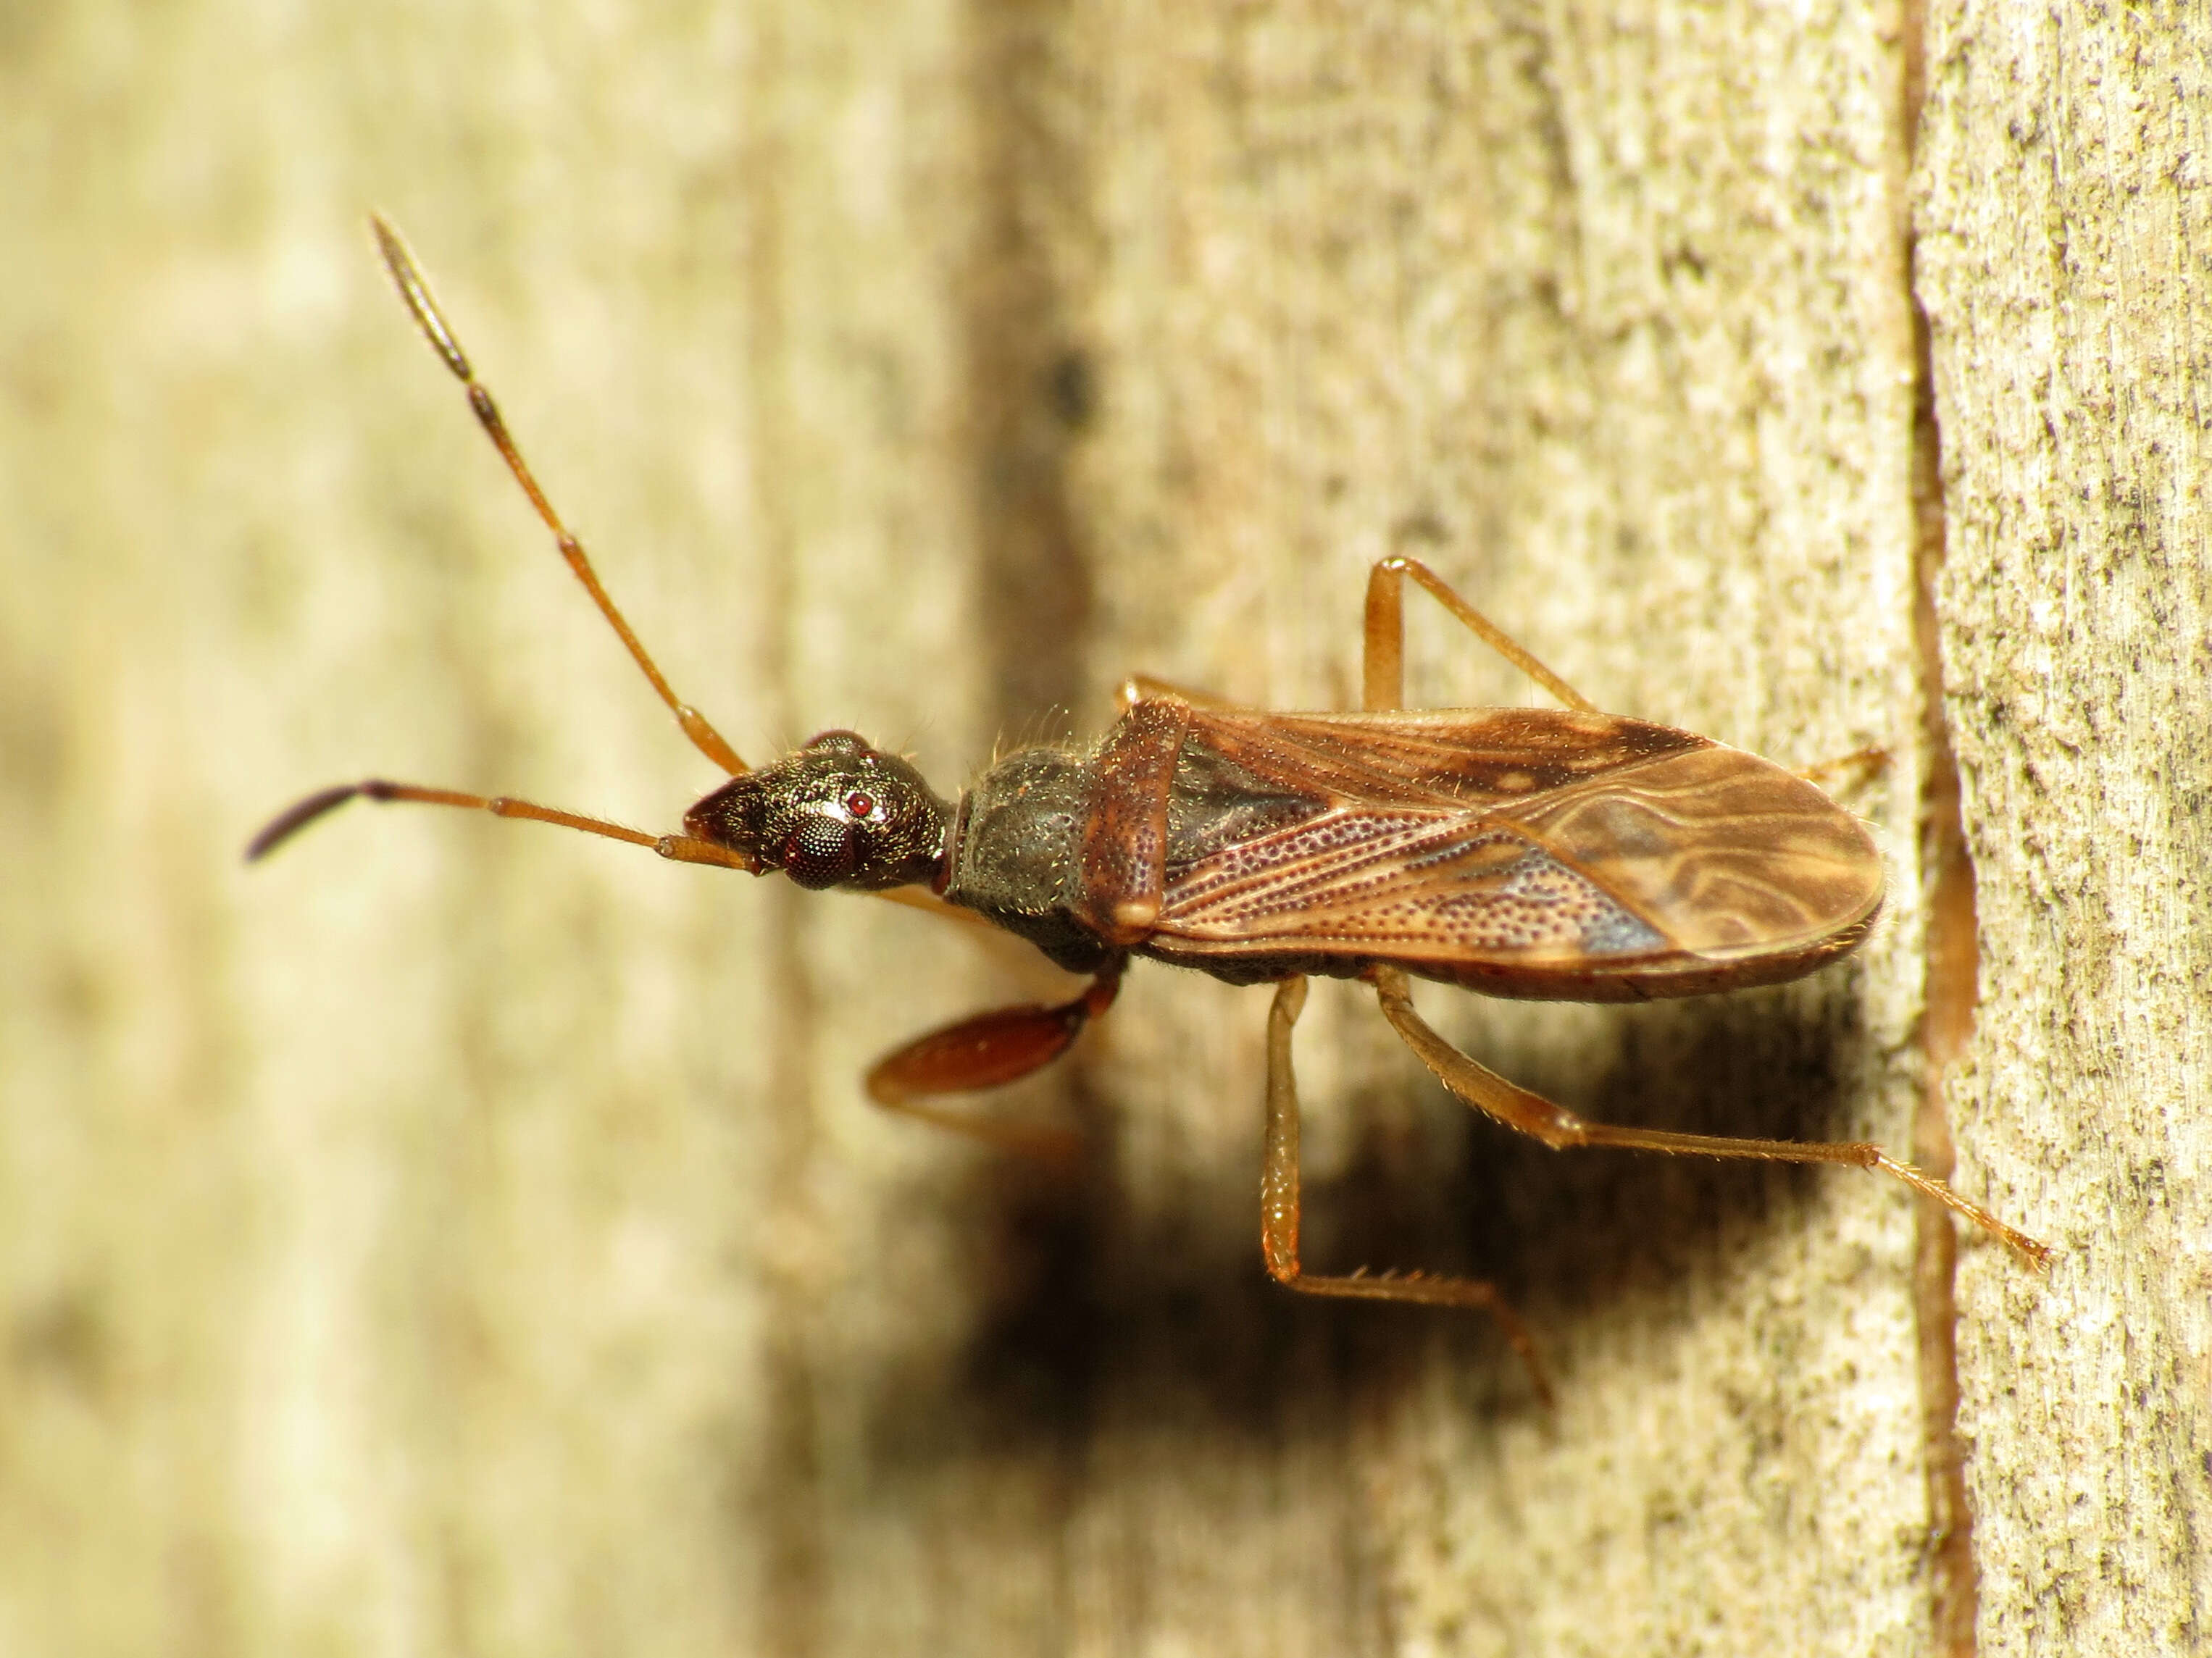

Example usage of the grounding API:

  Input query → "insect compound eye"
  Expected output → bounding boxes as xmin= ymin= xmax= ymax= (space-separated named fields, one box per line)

xmin=778 ymin=813 xmax=861 ymax=889
xmin=843 ymin=790 xmax=876 ymax=819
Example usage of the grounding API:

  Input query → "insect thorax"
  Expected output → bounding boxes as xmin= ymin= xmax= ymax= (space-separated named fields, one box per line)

xmin=942 ymin=748 xmax=1114 ymax=972
xmin=943 ymin=724 xmax=1329 ymax=976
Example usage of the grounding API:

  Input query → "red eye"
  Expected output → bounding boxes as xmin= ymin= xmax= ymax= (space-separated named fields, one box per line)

xmin=844 ymin=790 xmax=875 ymax=818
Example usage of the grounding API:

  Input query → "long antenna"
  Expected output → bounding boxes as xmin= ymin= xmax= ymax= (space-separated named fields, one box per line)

xmin=244 ymin=779 xmax=753 ymax=871
xmin=246 ymin=218 xmax=758 ymax=868
xmin=370 ymin=215 xmax=748 ymax=776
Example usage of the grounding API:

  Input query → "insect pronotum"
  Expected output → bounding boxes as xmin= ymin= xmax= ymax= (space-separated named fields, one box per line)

xmin=252 ymin=220 xmax=2050 ymax=1398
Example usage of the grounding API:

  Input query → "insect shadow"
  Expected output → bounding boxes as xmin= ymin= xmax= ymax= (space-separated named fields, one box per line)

xmin=879 ymin=974 xmax=1874 ymax=1470
xmin=1456 ymin=985 xmax=1881 ymax=1316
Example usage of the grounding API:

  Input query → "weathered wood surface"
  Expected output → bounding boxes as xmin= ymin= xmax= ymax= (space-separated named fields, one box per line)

xmin=1 ymin=2 xmax=2198 ymax=1654
xmin=1916 ymin=4 xmax=2212 ymax=1653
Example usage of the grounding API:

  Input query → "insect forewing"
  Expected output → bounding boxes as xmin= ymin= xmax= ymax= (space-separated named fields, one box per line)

xmin=1149 ymin=706 xmax=1882 ymax=999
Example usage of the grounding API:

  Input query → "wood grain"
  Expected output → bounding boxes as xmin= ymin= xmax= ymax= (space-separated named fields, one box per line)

xmin=2 ymin=1 xmax=2195 ymax=1653
xmin=1917 ymin=4 xmax=2212 ymax=1652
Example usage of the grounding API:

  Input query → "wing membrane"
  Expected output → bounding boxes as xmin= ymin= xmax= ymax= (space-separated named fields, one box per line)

xmin=1151 ymin=704 xmax=1878 ymax=970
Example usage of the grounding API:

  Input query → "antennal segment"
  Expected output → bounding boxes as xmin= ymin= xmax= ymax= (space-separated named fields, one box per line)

xmin=244 ymin=778 xmax=755 ymax=872
xmin=369 ymin=215 xmax=748 ymax=777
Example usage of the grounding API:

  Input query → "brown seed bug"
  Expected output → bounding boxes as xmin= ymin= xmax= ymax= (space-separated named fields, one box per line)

xmin=251 ymin=220 xmax=2051 ymax=1397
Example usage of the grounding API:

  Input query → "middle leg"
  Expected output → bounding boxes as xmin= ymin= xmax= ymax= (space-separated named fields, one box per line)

xmin=1260 ymin=976 xmax=1551 ymax=1401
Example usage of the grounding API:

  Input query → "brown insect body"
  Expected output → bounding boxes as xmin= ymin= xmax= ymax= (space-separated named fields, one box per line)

xmin=693 ymin=703 xmax=1882 ymax=1007
xmin=251 ymin=221 xmax=2049 ymax=1403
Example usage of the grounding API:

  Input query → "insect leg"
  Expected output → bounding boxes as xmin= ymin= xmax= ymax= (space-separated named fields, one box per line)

xmin=1794 ymin=745 xmax=1889 ymax=791
xmin=1369 ymin=967 xmax=2053 ymax=1268
xmin=371 ymin=217 xmax=748 ymax=777
xmin=868 ymin=886 xmax=1002 ymax=932
xmin=860 ymin=967 xmax=1123 ymax=1160
xmin=1119 ymin=674 xmax=1238 ymax=710
xmin=1260 ymin=977 xmax=1552 ymax=1402
xmin=1362 ymin=556 xmax=1596 ymax=713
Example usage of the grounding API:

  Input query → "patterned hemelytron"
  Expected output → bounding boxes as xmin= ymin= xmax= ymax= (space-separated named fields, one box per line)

xmin=1161 ymin=812 xmax=1664 ymax=958
xmin=1142 ymin=701 xmax=1881 ymax=989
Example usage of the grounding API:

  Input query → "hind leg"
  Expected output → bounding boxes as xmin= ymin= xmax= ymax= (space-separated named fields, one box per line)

xmin=1367 ymin=966 xmax=2051 ymax=1267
